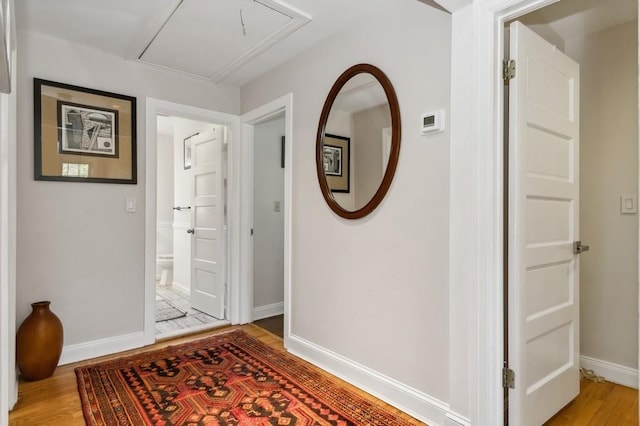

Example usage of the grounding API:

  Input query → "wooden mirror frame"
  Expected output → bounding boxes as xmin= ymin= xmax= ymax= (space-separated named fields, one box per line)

xmin=316 ymin=64 xmax=401 ymax=219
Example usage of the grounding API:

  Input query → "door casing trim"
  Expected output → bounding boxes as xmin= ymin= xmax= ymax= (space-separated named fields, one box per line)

xmin=450 ymin=0 xmax=560 ymax=423
xmin=144 ymin=98 xmax=240 ymax=344
xmin=238 ymin=94 xmax=293 ymax=344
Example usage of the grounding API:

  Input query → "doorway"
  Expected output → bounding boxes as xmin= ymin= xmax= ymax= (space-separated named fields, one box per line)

xmin=154 ymin=116 xmax=228 ymax=338
xmin=503 ymin=1 xmax=638 ymax=423
xmin=144 ymin=98 xmax=240 ymax=345
xmin=448 ymin=0 xmax=640 ymax=424
xmin=238 ymin=94 xmax=293 ymax=341
xmin=251 ymin=114 xmax=285 ymax=337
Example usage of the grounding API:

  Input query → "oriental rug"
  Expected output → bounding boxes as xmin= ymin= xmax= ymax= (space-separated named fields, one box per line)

xmin=75 ymin=329 xmax=423 ymax=426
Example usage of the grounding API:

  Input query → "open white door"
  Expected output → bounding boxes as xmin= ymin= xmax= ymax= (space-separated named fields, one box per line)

xmin=508 ymin=22 xmax=581 ymax=425
xmin=190 ymin=128 xmax=226 ymax=319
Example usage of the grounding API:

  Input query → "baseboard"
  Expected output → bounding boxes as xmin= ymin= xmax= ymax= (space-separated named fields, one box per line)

xmin=286 ymin=333 xmax=469 ymax=426
xmin=580 ymin=355 xmax=638 ymax=389
xmin=171 ymin=281 xmax=190 ymax=295
xmin=59 ymin=332 xmax=145 ymax=366
xmin=252 ymin=302 xmax=284 ymax=321
xmin=445 ymin=414 xmax=471 ymax=426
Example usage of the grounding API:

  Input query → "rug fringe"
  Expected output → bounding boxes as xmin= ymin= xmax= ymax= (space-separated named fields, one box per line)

xmin=580 ymin=367 xmax=605 ymax=383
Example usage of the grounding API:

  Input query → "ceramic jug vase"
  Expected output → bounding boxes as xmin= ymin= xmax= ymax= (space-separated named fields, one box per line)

xmin=16 ymin=301 xmax=64 ymax=381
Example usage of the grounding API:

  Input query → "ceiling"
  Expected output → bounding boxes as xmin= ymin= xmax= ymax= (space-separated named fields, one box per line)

xmin=15 ymin=0 xmax=439 ymax=87
xmin=15 ymin=0 xmax=638 ymax=88
xmin=519 ymin=0 xmax=637 ymax=41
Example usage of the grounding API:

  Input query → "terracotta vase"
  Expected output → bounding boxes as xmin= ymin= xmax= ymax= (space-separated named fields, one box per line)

xmin=16 ymin=301 xmax=64 ymax=381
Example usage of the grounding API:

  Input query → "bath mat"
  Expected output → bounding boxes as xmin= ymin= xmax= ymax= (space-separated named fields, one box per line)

xmin=75 ymin=329 xmax=424 ymax=425
xmin=155 ymin=298 xmax=187 ymax=322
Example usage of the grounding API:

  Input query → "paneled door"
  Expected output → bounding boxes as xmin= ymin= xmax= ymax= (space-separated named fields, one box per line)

xmin=189 ymin=128 xmax=226 ymax=319
xmin=508 ymin=21 xmax=581 ymax=426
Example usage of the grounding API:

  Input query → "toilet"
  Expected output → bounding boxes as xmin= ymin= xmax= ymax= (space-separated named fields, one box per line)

xmin=156 ymin=254 xmax=174 ymax=285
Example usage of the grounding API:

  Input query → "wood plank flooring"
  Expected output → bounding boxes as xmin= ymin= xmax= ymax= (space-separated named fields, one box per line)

xmin=8 ymin=322 xmax=638 ymax=425
xmin=545 ymin=379 xmax=638 ymax=425
xmin=253 ymin=314 xmax=284 ymax=338
xmin=8 ymin=324 xmax=422 ymax=425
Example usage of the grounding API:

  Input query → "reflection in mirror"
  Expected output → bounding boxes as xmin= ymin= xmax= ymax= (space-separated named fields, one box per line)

xmin=316 ymin=64 xmax=401 ymax=219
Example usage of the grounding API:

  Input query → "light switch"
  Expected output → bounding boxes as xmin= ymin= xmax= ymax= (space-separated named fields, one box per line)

xmin=274 ymin=201 xmax=281 ymax=212
xmin=620 ymin=194 xmax=637 ymax=214
xmin=125 ymin=196 xmax=136 ymax=213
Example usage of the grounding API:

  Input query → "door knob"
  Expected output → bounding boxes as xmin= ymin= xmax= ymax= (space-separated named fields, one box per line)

xmin=187 ymin=228 xmax=195 ymax=234
xmin=573 ymin=241 xmax=590 ymax=254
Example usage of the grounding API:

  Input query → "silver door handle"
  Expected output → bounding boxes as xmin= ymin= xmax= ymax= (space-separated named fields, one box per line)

xmin=187 ymin=228 xmax=195 ymax=234
xmin=573 ymin=241 xmax=590 ymax=254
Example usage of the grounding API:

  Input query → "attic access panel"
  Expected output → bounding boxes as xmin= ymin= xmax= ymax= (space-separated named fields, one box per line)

xmin=139 ymin=0 xmax=308 ymax=82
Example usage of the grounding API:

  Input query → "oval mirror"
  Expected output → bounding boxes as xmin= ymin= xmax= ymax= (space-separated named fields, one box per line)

xmin=316 ymin=64 xmax=401 ymax=219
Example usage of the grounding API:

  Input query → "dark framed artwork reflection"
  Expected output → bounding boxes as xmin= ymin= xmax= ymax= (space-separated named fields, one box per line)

xmin=323 ymin=134 xmax=350 ymax=193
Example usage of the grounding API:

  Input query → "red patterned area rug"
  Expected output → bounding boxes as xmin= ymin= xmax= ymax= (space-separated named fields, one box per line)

xmin=75 ymin=328 xmax=424 ymax=425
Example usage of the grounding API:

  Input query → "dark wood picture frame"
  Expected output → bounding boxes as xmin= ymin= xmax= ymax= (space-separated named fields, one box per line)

xmin=315 ymin=64 xmax=401 ymax=219
xmin=34 ymin=78 xmax=137 ymax=184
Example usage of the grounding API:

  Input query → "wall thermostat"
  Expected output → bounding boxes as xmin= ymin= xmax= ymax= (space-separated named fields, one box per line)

xmin=420 ymin=110 xmax=445 ymax=134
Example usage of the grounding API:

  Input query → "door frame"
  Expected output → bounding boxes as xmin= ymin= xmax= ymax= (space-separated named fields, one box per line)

xmin=0 ymin=2 xmax=16 ymax=416
xmin=143 ymin=98 xmax=240 ymax=345
xmin=450 ymin=0 xmax=575 ymax=424
xmin=452 ymin=0 xmax=639 ymax=424
xmin=238 ymin=94 xmax=293 ymax=343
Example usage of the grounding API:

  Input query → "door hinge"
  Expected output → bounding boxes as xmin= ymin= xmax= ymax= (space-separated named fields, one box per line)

xmin=503 ymin=367 xmax=515 ymax=389
xmin=573 ymin=240 xmax=590 ymax=254
xmin=503 ymin=60 xmax=516 ymax=82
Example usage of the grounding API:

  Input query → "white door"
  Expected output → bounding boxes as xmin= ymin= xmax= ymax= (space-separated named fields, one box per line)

xmin=508 ymin=22 xmax=580 ymax=426
xmin=190 ymin=128 xmax=226 ymax=319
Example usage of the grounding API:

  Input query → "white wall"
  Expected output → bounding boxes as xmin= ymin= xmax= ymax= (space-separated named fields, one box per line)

xmin=253 ymin=117 xmax=285 ymax=315
xmin=15 ymin=29 xmax=239 ymax=353
xmin=565 ymin=21 xmax=639 ymax=371
xmin=171 ymin=117 xmax=215 ymax=292
xmin=353 ymin=104 xmax=391 ymax=208
xmin=241 ymin=0 xmax=452 ymax=419
xmin=156 ymin=132 xmax=174 ymax=257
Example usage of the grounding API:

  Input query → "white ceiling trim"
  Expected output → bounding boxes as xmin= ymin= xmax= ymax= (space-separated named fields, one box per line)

xmin=209 ymin=0 xmax=311 ymax=82
xmin=124 ymin=0 xmax=311 ymax=84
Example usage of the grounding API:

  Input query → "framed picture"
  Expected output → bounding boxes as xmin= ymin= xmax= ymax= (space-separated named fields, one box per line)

xmin=58 ymin=102 xmax=118 ymax=157
xmin=184 ymin=133 xmax=197 ymax=170
xmin=323 ymin=145 xmax=342 ymax=176
xmin=323 ymin=134 xmax=350 ymax=193
xmin=34 ymin=78 xmax=137 ymax=184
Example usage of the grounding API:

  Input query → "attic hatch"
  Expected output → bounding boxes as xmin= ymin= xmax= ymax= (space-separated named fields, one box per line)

xmin=135 ymin=0 xmax=310 ymax=83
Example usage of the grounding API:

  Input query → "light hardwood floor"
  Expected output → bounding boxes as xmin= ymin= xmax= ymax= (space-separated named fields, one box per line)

xmin=8 ymin=325 xmax=639 ymax=425
xmin=544 ymin=378 xmax=638 ymax=425
xmin=8 ymin=324 xmax=422 ymax=425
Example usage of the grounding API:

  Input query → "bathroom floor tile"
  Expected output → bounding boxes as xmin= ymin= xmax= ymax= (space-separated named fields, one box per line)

xmin=155 ymin=284 xmax=219 ymax=336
